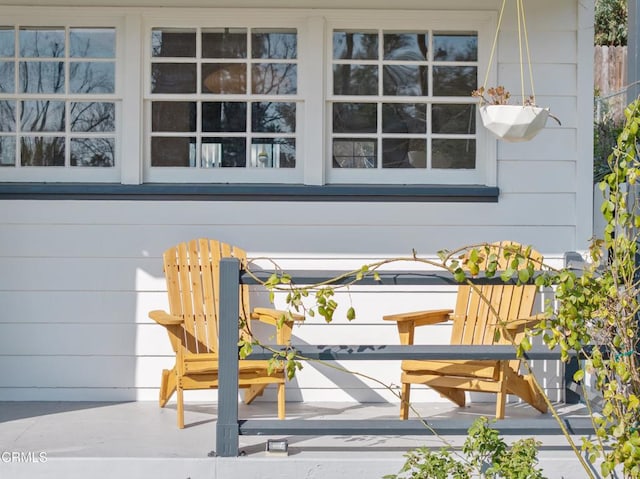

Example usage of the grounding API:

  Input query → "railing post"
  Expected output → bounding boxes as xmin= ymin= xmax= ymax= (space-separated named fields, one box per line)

xmin=216 ymin=257 xmax=240 ymax=457
xmin=563 ymin=251 xmax=584 ymax=404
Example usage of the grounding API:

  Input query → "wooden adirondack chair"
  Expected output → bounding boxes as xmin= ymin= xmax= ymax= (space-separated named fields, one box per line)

xmin=383 ymin=241 xmax=548 ymax=420
xmin=149 ymin=238 xmax=301 ymax=428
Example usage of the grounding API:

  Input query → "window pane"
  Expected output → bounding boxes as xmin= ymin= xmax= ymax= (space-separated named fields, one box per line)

xmin=70 ymin=102 xmax=115 ymax=132
xmin=382 ymin=103 xmax=426 ymax=133
xmin=202 ymin=102 xmax=246 ymax=132
xmin=151 ymin=137 xmax=196 ymax=166
xmin=19 ymin=27 xmax=65 ymax=58
xmin=202 ymin=63 xmax=246 ymax=94
xmin=383 ymin=33 xmax=428 ymax=60
xmin=20 ymin=61 xmax=65 ymax=94
xmin=333 ymin=64 xmax=377 ymax=95
xmin=433 ymin=32 xmax=478 ymax=61
xmin=432 ymin=139 xmax=475 ymax=169
xmin=333 ymin=138 xmax=377 ymax=168
xmin=0 ymin=63 xmax=15 ymax=93
xmin=250 ymin=138 xmax=295 ymax=168
xmin=70 ymin=28 xmax=115 ymax=58
xmin=252 ymin=102 xmax=295 ymax=133
xmin=433 ymin=66 xmax=477 ymax=96
xmin=20 ymin=136 xmax=65 ymax=166
xmin=252 ymin=29 xmax=297 ymax=59
xmin=21 ymin=100 xmax=65 ymax=132
xmin=202 ymin=28 xmax=247 ymax=59
xmin=432 ymin=104 xmax=475 ymax=134
xmin=201 ymin=137 xmax=246 ymax=167
xmin=70 ymin=137 xmax=114 ymax=166
xmin=383 ymin=64 xmax=427 ymax=96
xmin=407 ymin=148 xmax=426 ymax=168
xmin=0 ymin=28 xmax=14 ymax=57
xmin=0 ymin=101 xmax=16 ymax=131
xmin=252 ymin=64 xmax=297 ymax=94
xmin=382 ymin=138 xmax=425 ymax=168
xmin=333 ymin=31 xmax=378 ymax=60
xmin=152 ymin=101 xmax=196 ymax=132
xmin=70 ymin=62 xmax=115 ymax=94
xmin=0 ymin=137 xmax=16 ymax=165
xmin=151 ymin=63 xmax=196 ymax=93
xmin=151 ymin=28 xmax=196 ymax=57
xmin=333 ymin=103 xmax=377 ymax=133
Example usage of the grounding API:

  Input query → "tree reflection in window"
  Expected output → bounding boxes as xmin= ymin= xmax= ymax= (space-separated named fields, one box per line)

xmin=150 ymin=27 xmax=297 ymax=170
xmin=0 ymin=26 xmax=117 ymax=168
xmin=331 ymin=29 xmax=477 ymax=171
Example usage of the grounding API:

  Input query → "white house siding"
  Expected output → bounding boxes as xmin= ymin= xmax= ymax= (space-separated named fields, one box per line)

xmin=0 ymin=0 xmax=593 ymax=406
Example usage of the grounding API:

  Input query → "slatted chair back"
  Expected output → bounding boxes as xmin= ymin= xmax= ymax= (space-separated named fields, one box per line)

xmin=450 ymin=241 xmax=542 ymax=370
xmin=161 ymin=238 xmax=250 ymax=357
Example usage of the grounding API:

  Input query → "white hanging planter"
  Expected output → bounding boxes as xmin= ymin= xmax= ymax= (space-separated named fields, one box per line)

xmin=474 ymin=0 xmax=558 ymax=142
xmin=479 ymin=104 xmax=549 ymax=142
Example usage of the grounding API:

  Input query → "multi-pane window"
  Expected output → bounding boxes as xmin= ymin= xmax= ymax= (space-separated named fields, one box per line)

xmin=330 ymin=29 xmax=478 ymax=176
xmin=148 ymin=27 xmax=298 ymax=173
xmin=0 ymin=26 xmax=117 ymax=170
xmin=0 ymin=11 xmax=494 ymax=186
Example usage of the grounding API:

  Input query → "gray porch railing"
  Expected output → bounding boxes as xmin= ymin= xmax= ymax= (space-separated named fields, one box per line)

xmin=216 ymin=257 xmax=593 ymax=457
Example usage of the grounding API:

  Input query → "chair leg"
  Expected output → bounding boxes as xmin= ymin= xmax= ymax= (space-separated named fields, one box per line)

xmin=277 ymin=383 xmax=285 ymax=419
xmin=400 ymin=383 xmax=411 ymax=420
xmin=176 ymin=384 xmax=185 ymax=429
xmin=524 ymin=375 xmax=548 ymax=413
xmin=496 ymin=364 xmax=508 ymax=420
xmin=159 ymin=368 xmax=176 ymax=408
xmin=244 ymin=384 xmax=268 ymax=405
xmin=432 ymin=386 xmax=466 ymax=408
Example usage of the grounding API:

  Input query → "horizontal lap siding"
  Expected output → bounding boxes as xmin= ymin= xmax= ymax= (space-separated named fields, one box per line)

xmin=0 ymin=0 xmax=583 ymax=403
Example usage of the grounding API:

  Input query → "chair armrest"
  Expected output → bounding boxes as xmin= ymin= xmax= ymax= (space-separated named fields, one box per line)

xmin=149 ymin=310 xmax=184 ymax=353
xmin=505 ymin=314 xmax=546 ymax=334
xmin=250 ymin=307 xmax=304 ymax=345
xmin=383 ymin=309 xmax=453 ymax=327
xmin=251 ymin=307 xmax=304 ymax=325
xmin=149 ymin=310 xmax=184 ymax=326
xmin=383 ymin=309 xmax=453 ymax=346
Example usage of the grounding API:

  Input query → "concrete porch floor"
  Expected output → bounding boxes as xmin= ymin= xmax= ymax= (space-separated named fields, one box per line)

xmin=0 ymin=400 xmax=598 ymax=479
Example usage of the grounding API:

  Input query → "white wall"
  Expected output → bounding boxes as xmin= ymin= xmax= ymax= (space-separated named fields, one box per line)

xmin=0 ymin=0 xmax=592 ymax=406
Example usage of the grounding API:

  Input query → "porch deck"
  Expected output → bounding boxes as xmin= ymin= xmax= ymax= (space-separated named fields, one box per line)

xmin=1 ymin=400 xmax=597 ymax=479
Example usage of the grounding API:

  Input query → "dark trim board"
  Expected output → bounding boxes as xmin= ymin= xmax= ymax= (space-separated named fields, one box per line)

xmin=0 ymin=183 xmax=499 ymax=202
xmin=239 ymin=418 xmax=595 ymax=437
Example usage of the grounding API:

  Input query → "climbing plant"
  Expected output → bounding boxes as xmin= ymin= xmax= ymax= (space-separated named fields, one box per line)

xmin=533 ymin=98 xmax=640 ymax=477
xmin=242 ymin=99 xmax=640 ymax=478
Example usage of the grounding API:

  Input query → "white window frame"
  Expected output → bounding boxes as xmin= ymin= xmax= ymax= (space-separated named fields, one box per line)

xmin=0 ymin=7 xmax=497 ymax=188
xmin=0 ymin=11 xmax=125 ymax=183
xmin=141 ymin=11 xmax=309 ymax=184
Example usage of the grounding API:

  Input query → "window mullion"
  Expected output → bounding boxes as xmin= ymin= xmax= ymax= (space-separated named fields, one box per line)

xmin=302 ymin=15 xmax=325 ymax=186
xmin=121 ymin=13 xmax=143 ymax=184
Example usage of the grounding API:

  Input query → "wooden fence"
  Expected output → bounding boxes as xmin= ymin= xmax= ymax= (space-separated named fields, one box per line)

xmin=594 ymin=45 xmax=628 ymax=122
xmin=595 ymin=45 xmax=627 ymax=95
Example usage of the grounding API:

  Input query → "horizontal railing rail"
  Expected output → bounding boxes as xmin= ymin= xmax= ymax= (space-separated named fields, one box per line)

xmin=216 ymin=258 xmax=591 ymax=457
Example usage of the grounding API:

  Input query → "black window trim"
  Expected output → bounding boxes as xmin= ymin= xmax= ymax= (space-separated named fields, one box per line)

xmin=0 ymin=183 xmax=498 ymax=202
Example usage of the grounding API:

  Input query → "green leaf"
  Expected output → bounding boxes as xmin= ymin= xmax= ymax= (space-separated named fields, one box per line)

xmin=518 ymin=268 xmax=530 ymax=283
xmin=573 ymin=369 xmax=585 ymax=382
xmin=500 ymin=268 xmax=515 ymax=282
xmin=469 ymin=263 xmax=479 ymax=276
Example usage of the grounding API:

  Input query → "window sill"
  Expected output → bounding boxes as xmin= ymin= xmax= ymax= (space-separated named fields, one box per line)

xmin=0 ymin=183 xmax=499 ymax=202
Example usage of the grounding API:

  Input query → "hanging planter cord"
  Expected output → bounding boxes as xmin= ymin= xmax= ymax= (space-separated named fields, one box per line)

xmin=482 ymin=0 xmax=536 ymax=106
